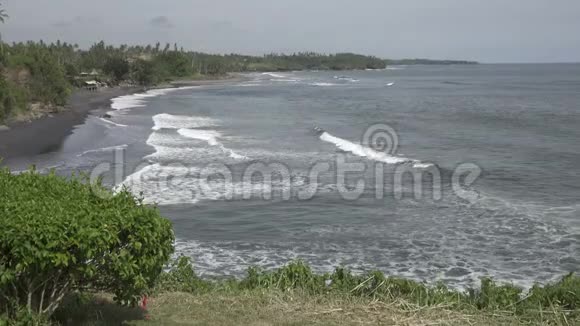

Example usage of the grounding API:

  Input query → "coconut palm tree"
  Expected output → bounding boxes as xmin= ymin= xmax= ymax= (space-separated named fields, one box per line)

xmin=0 ymin=3 xmax=7 ymax=56
xmin=0 ymin=3 xmax=7 ymax=23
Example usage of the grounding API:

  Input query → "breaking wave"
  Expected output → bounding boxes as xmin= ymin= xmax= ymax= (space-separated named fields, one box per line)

xmin=77 ymin=144 xmax=128 ymax=157
xmin=178 ymin=128 xmax=247 ymax=159
xmin=333 ymin=76 xmax=359 ymax=82
xmin=319 ymin=131 xmax=433 ymax=168
xmin=309 ymin=82 xmax=338 ymax=87
xmin=110 ymin=86 xmax=200 ymax=112
xmin=152 ymin=113 xmax=218 ymax=130
xmin=261 ymin=72 xmax=287 ymax=78
xmin=98 ymin=117 xmax=127 ymax=127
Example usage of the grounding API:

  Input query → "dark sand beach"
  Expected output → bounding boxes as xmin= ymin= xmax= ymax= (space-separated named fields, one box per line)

xmin=0 ymin=76 xmax=246 ymax=163
xmin=0 ymin=87 xmax=141 ymax=161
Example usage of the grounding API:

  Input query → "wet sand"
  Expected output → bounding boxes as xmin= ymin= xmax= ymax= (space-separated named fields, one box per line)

xmin=0 ymin=87 xmax=142 ymax=162
xmin=0 ymin=76 xmax=248 ymax=164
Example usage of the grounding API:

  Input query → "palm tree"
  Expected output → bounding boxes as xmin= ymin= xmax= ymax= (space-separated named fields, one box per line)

xmin=0 ymin=3 xmax=7 ymax=23
xmin=0 ymin=3 xmax=7 ymax=56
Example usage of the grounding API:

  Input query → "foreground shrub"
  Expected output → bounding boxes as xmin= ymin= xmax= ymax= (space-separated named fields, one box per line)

xmin=0 ymin=168 xmax=174 ymax=318
xmin=154 ymin=256 xmax=214 ymax=294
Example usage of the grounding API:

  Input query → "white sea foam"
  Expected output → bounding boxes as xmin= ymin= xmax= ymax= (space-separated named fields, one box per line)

xmin=152 ymin=113 xmax=218 ymax=130
xmin=117 ymin=163 xmax=200 ymax=205
xmin=98 ymin=117 xmax=128 ymax=127
xmin=309 ymin=82 xmax=338 ymax=87
xmin=77 ymin=144 xmax=128 ymax=157
xmin=111 ymin=86 xmax=200 ymax=112
xmin=144 ymin=145 xmax=224 ymax=163
xmin=178 ymin=128 xmax=248 ymax=159
xmin=261 ymin=72 xmax=287 ymax=78
xmin=333 ymin=76 xmax=359 ymax=82
xmin=236 ymin=83 xmax=262 ymax=87
xmin=272 ymin=79 xmax=299 ymax=83
xmin=110 ymin=95 xmax=147 ymax=111
xmin=12 ymin=163 xmax=64 ymax=175
xmin=119 ymin=164 xmax=290 ymax=205
xmin=146 ymin=131 xmax=205 ymax=148
xmin=319 ymin=132 xmax=432 ymax=168
xmin=178 ymin=128 xmax=221 ymax=146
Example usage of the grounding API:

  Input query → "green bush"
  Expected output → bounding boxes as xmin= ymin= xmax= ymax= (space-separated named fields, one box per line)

xmin=0 ymin=168 xmax=174 ymax=319
xmin=154 ymin=256 xmax=214 ymax=294
xmin=0 ymin=75 xmax=26 ymax=123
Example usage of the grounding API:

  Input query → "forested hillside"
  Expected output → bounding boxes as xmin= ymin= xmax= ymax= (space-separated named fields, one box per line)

xmin=0 ymin=39 xmax=387 ymax=123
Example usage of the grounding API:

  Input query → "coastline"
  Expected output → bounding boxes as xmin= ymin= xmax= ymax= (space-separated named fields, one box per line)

xmin=0 ymin=87 xmax=142 ymax=162
xmin=0 ymin=76 xmax=247 ymax=164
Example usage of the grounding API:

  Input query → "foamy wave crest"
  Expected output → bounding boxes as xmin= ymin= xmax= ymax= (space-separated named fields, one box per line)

xmin=334 ymin=76 xmax=359 ymax=82
xmin=178 ymin=128 xmax=248 ymax=160
xmin=178 ymin=129 xmax=221 ymax=146
xmin=261 ymin=72 xmax=287 ymax=78
xmin=309 ymin=82 xmax=338 ymax=87
xmin=77 ymin=144 xmax=128 ymax=157
xmin=152 ymin=113 xmax=218 ymax=130
xmin=272 ymin=79 xmax=299 ymax=83
xmin=320 ymin=132 xmax=432 ymax=168
xmin=118 ymin=164 xmax=294 ymax=205
xmin=236 ymin=83 xmax=262 ymax=87
xmin=98 ymin=117 xmax=127 ymax=127
xmin=117 ymin=164 xmax=200 ymax=205
xmin=146 ymin=131 xmax=197 ymax=148
xmin=111 ymin=86 xmax=200 ymax=112
xmin=144 ymin=145 xmax=226 ymax=163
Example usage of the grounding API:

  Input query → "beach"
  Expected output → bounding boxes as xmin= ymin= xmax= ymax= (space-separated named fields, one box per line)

xmin=0 ymin=87 xmax=141 ymax=161
xmin=0 ymin=76 xmax=246 ymax=165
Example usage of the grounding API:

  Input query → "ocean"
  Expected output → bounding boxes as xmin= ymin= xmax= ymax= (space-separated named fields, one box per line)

xmin=11 ymin=64 xmax=580 ymax=290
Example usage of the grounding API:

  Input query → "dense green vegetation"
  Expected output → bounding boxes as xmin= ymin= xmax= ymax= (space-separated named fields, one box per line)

xmin=0 ymin=40 xmax=388 ymax=123
xmin=0 ymin=44 xmax=390 ymax=124
xmin=0 ymin=169 xmax=175 ymax=321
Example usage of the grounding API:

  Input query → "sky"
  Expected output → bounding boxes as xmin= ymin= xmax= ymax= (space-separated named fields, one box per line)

xmin=1 ymin=0 xmax=579 ymax=63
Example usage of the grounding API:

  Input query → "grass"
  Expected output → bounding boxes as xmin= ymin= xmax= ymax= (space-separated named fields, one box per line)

xmin=53 ymin=291 xmax=575 ymax=326
xmin=47 ymin=258 xmax=579 ymax=326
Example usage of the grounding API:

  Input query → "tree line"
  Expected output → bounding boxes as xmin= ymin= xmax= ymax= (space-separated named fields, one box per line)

xmin=0 ymin=39 xmax=388 ymax=123
xmin=0 ymin=3 xmax=474 ymax=123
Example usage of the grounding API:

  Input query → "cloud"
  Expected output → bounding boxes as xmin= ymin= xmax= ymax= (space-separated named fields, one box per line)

xmin=149 ymin=16 xmax=174 ymax=29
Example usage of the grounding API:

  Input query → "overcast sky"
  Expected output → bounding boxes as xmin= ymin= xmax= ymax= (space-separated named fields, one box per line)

xmin=1 ymin=0 xmax=579 ymax=63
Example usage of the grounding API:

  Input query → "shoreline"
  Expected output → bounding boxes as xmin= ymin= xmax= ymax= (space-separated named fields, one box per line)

xmin=0 ymin=87 xmax=141 ymax=162
xmin=0 ymin=76 xmax=247 ymax=164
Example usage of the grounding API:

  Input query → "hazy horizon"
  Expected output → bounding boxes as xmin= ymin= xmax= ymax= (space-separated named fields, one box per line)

xmin=1 ymin=0 xmax=580 ymax=64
